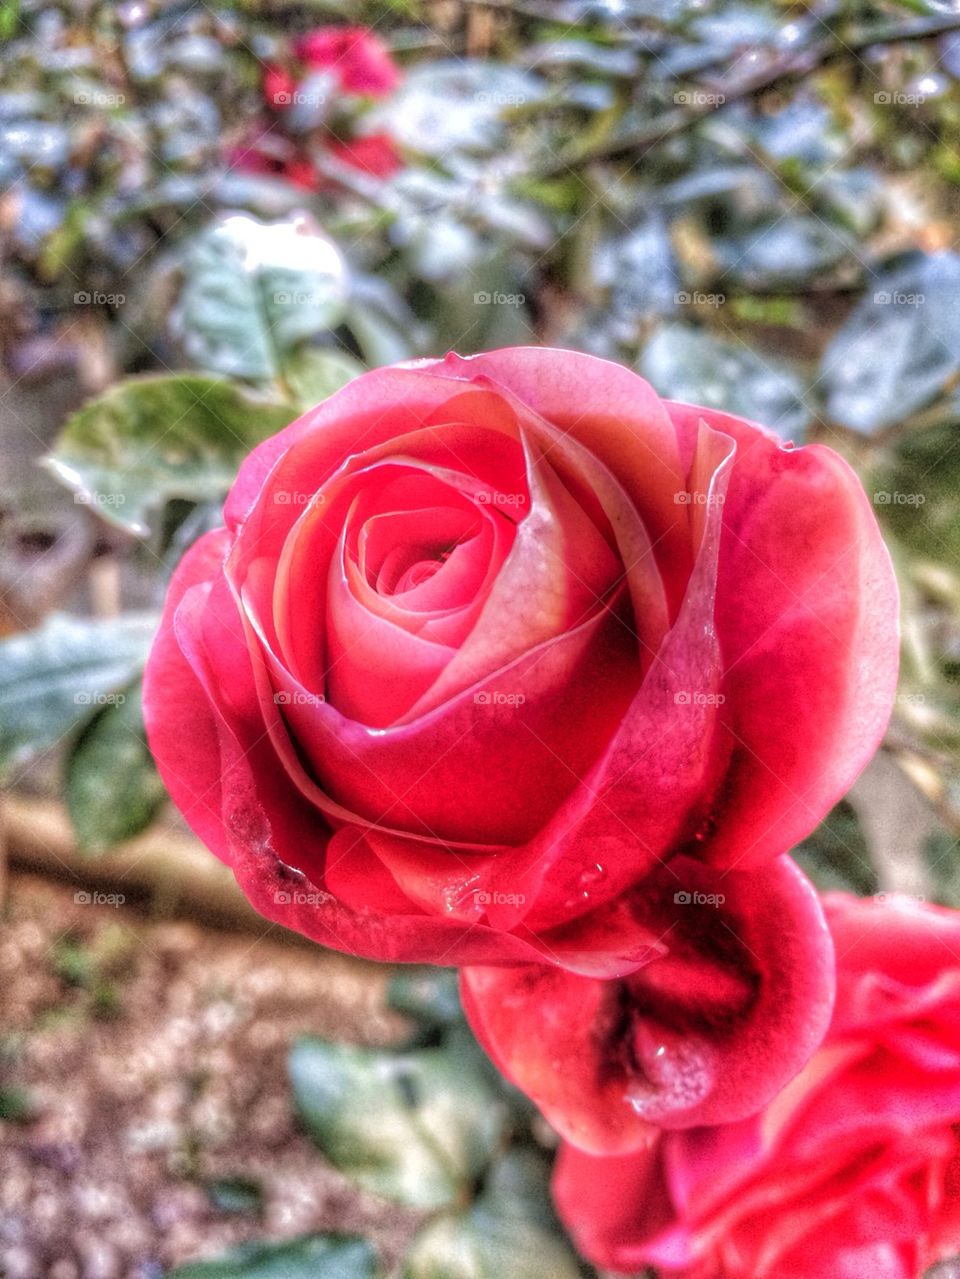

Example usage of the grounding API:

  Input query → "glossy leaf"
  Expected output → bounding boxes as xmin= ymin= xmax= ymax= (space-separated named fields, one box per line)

xmin=166 ymin=1235 xmax=378 ymax=1279
xmin=822 ymin=252 xmax=960 ymax=434
xmin=404 ymin=1150 xmax=581 ymax=1279
xmin=44 ymin=375 xmax=296 ymax=536
xmin=641 ymin=323 xmax=810 ymax=438
xmin=289 ymin=1035 xmax=508 ymax=1209
xmin=0 ymin=612 xmax=158 ymax=784
xmin=65 ymin=680 xmax=167 ymax=852
xmin=172 ymin=214 xmax=350 ymax=381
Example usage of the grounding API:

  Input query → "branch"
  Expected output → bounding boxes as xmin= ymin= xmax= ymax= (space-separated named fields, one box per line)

xmin=532 ymin=13 xmax=960 ymax=178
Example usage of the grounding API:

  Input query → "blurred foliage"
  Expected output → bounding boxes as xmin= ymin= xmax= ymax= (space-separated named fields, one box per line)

xmin=164 ymin=971 xmax=582 ymax=1277
xmin=2 ymin=0 xmax=960 ymax=1273
xmin=0 ymin=0 xmax=956 ymax=929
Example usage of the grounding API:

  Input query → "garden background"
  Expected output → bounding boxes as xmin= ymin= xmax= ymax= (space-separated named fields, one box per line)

xmin=1 ymin=0 xmax=959 ymax=1275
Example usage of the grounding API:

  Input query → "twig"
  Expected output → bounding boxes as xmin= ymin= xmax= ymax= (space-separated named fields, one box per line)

xmin=533 ymin=13 xmax=960 ymax=177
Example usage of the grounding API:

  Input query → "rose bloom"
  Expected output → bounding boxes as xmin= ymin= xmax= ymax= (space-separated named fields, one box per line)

xmin=144 ymin=348 xmax=896 ymax=1115
xmin=554 ymin=893 xmax=960 ymax=1278
xmin=238 ymin=27 xmax=403 ymax=191
xmin=229 ymin=129 xmax=402 ymax=191
xmin=292 ymin=26 xmax=401 ymax=97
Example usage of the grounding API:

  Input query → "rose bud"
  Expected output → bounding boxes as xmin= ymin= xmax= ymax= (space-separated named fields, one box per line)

xmin=553 ymin=893 xmax=960 ymax=1277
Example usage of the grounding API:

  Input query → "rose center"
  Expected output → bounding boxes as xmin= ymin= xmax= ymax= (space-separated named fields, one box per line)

xmin=374 ymin=536 xmax=471 ymax=597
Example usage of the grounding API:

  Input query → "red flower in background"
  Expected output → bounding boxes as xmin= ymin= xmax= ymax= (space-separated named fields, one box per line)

xmin=293 ymin=26 xmax=401 ymax=97
xmin=554 ymin=893 xmax=960 ymax=1278
xmin=231 ymin=25 xmax=403 ymax=190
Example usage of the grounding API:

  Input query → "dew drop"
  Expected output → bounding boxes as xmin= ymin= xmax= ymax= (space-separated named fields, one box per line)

xmin=577 ymin=862 xmax=607 ymax=899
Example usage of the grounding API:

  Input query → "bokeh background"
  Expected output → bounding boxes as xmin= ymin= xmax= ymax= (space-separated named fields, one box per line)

xmin=1 ymin=1 xmax=959 ymax=1276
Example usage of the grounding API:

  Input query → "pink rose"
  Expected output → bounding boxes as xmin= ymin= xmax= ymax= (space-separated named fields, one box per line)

xmin=144 ymin=349 xmax=896 ymax=993
xmin=554 ymin=894 xmax=960 ymax=1276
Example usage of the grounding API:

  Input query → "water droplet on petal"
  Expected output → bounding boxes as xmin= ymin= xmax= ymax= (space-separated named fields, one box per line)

xmin=577 ymin=862 xmax=607 ymax=899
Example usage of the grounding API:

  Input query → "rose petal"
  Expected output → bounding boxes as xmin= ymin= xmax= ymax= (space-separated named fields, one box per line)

xmin=461 ymin=854 xmax=834 ymax=1153
xmin=665 ymin=401 xmax=899 ymax=869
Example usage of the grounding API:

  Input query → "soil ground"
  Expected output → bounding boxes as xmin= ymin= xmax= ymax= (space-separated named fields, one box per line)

xmin=0 ymin=873 xmax=420 ymax=1279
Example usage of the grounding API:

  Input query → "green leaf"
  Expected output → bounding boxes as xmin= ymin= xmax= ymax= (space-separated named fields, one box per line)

xmin=65 ymin=681 xmax=167 ymax=852
xmin=283 ymin=348 xmax=366 ymax=410
xmin=165 ymin=1234 xmax=378 ymax=1279
xmin=873 ymin=416 xmax=960 ymax=563
xmin=822 ymin=252 xmax=960 ymax=434
xmin=793 ymin=800 xmax=878 ymax=896
xmin=404 ymin=1150 xmax=581 ymax=1279
xmin=641 ymin=323 xmax=810 ymax=438
xmin=289 ymin=1036 xmax=508 ymax=1209
xmin=387 ymin=968 xmax=463 ymax=1031
xmin=0 ymin=612 xmax=158 ymax=785
xmin=172 ymin=214 xmax=350 ymax=382
xmin=206 ymin=1176 xmax=264 ymax=1216
xmin=0 ymin=1086 xmax=33 ymax=1122
xmin=43 ymin=374 xmax=296 ymax=536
